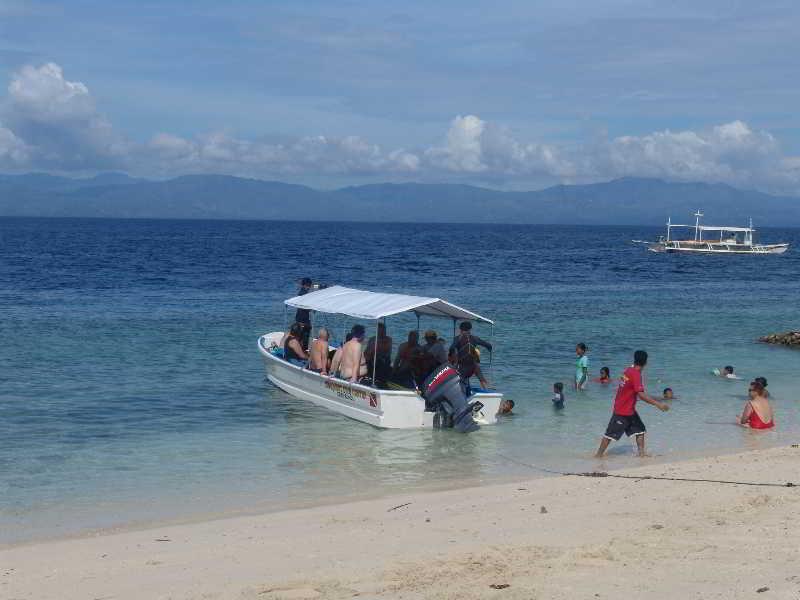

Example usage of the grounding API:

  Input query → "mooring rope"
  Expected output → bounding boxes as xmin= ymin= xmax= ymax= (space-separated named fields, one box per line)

xmin=497 ymin=451 xmax=797 ymax=489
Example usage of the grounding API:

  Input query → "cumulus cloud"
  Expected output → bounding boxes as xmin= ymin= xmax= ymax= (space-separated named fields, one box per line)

xmin=1 ymin=62 xmax=800 ymax=194
xmin=2 ymin=62 xmax=127 ymax=170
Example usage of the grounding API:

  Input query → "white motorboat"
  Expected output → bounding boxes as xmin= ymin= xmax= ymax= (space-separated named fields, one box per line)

xmin=258 ymin=285 xmax=503 ymax=430
xmin=635 ymin=211 xmax=789 ymax=254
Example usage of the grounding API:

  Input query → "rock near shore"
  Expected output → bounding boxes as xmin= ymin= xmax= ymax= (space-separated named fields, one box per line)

xmin=759 ymin=331 xmax=800 ymax=347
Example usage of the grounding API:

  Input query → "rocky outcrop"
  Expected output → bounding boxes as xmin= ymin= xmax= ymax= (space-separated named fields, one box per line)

xmin=759 ymin=331 xmax=800 ymax=347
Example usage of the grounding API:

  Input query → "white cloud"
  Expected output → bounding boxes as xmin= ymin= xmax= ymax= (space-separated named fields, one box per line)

xmin=0 ymin=123 xmax=29 ymax=166
xmin=1 ymin=62 xmax=800 ymax=194
xmin=144 ymin=131 xmax=419 ymax=177
xmin=3 ymin=62 xmax=127 ymax=169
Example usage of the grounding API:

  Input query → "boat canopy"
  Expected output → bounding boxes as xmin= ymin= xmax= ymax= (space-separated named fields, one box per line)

xmin=285 ymin=285 xmax=493 ymax=324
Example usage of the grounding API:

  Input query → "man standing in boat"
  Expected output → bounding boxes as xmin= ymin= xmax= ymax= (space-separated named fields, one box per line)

xmin=294 ymin=277 xmax=313 ymax=349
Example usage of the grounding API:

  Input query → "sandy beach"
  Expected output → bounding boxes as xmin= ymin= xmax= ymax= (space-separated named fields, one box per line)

xmin=2 ymin=445 xmax=799 ymax=600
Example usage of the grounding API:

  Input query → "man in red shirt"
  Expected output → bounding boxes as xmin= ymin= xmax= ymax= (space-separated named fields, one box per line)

xmin=595 ymin=350 xmax=670 ymax=458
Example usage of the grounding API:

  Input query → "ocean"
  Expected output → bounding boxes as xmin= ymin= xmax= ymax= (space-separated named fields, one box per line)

xmin=2 ymin=217 xmax=799 ymax=544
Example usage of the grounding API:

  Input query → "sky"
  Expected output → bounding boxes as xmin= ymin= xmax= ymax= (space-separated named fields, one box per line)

xmin=1 ymin=0 xmax=799 ymax=192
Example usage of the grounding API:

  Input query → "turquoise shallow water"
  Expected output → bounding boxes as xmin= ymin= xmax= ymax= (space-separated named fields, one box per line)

xmin=2 ymin=217 xmax=799 ymax=544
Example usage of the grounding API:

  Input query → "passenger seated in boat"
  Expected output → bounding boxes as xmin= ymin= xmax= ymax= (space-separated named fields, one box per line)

xmin=365 ymin=323 xmax=393 ymax=387
xmin=309 ymin=327 xmax=330 ymax=375
xmin=283 ymin=322 xmax=309 ymax=367
xmin=450 ymin=321 xmax=492 ymax=390
xmin=391 ymin=331 xmax=421 ymax=387
xmin=330 ymin=332 xmax=351 ymax=377
xmin=339 ymin=324 xmax=368 ymax=383
xmin=739 ymin=380 xmax=774 ymax=429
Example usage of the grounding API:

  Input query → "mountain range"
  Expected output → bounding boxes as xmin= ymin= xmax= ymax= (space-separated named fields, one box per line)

xmin=1 ymin=172 xmax=799 ymax=226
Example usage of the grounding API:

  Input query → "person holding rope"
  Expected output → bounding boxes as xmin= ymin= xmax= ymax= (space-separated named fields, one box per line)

xmin=595 ymin=350 xmax=669 ymax=458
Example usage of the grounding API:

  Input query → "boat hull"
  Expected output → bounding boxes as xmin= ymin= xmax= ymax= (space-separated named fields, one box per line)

xmin=646 ymin=243 xmax=789 ymax=254
xmin=258 ymin=333 xmax=502 ymax=429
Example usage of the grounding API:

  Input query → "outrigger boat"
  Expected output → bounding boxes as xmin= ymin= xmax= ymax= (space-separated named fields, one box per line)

xmin=635 ymin=211 xmax=789 ymax=254
xmin=258 ymin=285 xmax=503 ymax=431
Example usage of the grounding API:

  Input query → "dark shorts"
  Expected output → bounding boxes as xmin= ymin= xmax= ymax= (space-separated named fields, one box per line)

xmin=603 ymin=412 xmax=646 ymax=441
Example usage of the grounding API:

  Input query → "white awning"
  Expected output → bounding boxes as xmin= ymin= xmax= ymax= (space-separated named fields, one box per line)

xmin=285 ymin=285 xmax=493 ymax=324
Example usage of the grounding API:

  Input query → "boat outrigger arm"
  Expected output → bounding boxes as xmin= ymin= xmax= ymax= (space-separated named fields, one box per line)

xmin=258 ymin=285 xmax=502 ymax=431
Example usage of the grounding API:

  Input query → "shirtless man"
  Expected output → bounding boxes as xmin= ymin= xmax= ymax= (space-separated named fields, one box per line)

xmin=339 ymin=324 xmax=367 ymax=383
xmin=309 ymin=327 xmax=330 ymax=374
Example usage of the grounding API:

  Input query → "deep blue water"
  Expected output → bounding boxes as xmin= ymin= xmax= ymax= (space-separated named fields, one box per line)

xmin=2 ymin=217 xmax=799 ymax=543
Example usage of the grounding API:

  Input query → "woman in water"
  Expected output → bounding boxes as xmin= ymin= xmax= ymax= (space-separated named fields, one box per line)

xmin=593 ymin=366 xmax=611 ymax=384
xmin=738 ymin=380 xmax=774 ymax=429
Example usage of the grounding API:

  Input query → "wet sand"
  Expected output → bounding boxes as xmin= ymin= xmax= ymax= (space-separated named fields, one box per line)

xmin=2 ymin=445 xmax=799 ymax=599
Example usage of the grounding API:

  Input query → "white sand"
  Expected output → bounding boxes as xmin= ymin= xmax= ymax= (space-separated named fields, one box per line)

xmin=2 ymin=446 xmax=799 ymax=599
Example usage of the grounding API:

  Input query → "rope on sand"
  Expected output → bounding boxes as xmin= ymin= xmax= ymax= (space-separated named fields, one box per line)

xmin=497 ymin=452 xmax=797 ymax=489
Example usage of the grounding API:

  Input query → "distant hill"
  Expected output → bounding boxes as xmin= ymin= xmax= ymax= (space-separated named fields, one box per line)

xmin=1 ymin=172 xmax=799 ymax=226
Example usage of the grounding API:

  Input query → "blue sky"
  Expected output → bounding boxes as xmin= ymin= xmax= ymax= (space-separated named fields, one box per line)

xmin=1 ymin=0 xmax=799 ymax=191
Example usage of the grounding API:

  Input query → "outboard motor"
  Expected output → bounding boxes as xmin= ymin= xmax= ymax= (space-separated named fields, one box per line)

xmin=421 ymin=365 xmax=481 ymax=433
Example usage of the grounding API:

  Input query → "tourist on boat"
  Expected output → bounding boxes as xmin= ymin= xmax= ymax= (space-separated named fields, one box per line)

xmin=365 ymin=323 xmax=393 ymax=387
xmin=392 ymin=331 xmax=421 ymax=386
xmin=283 ymin=322 xmax=309 ymax=367
xmin=595 ymin=350 xmax=670 ymax=458
xmin=329 ymin=332 xmax=352 ymax=378
xmin=309 ymin=327 xmax=330 ymax=375
xmin=294 ymin=277 xmax=314 ymax=349
xmin=739 ymin=381 xmax=774 ymax=429
xmin=662 ymin=387 xmax=674 ymax=400
xmin=498 ymin=399 xmax=515 ymax=415
xmin=552 ymin=382 xmax=565 ymax=410
xmin=754 ymin=376 xmax=770 ymax=398
xmin=422 ymin=330 xmax=448 ymax=365
xmin=593 ymin=366 xmax=611 ymax=384
xmin=575 ymin=343 xmax=589 ymax=390
xmin=450 ymin=321 xmax=492 ymax=390
xmin=339 ymin=324 xmax=368 ymax=383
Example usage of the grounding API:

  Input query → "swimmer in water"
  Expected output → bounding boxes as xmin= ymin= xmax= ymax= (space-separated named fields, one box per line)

xmin=713 ymin=365 xmax=738 ymax=379
xmin=593 ymin=366 xmax=611 ymax=384
xmin=754 ymin=376 xmax=769 ymax=398
xmin=498 ymin=399 xmax=515 ymax=415
xmin=662 ymin=387 xmax=674 ymax=400
xmin=552 ymin=382 xmax=565 ymax=410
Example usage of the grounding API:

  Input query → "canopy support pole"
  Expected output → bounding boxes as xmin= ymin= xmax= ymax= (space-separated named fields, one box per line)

xmin=371 ymin=319 xmax=381 ymax=388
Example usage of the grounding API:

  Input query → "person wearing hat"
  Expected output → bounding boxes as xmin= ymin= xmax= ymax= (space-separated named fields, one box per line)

xmin=294 ymin=277 xmax=313 ymax=349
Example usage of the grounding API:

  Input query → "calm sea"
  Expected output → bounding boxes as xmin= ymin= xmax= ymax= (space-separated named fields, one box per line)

xmin=2 ymin=217 xmax=799 ymax=544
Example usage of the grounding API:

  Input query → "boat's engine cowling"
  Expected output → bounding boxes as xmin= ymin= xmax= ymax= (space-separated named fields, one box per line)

xmin=421 ymin=365 xmax=480 ymax=433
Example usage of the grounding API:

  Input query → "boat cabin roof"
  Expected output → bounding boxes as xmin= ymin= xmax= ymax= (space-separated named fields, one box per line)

xmin=285 ymin=285 xmax=493 ymax=324
xmin=669 ymin=224 xmax=753 ymax=233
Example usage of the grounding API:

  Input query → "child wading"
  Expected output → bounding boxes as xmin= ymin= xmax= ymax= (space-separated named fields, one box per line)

xmin=574 ymin=343 xmax=589 ymax=390
xmin=595 ymin=350 xmax=669 ymax=458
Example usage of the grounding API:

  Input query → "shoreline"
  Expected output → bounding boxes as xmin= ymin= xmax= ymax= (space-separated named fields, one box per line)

xmin=1 ymin=435 xmax=779 ymax=550
xmin=3 ymin=445 xmax=799 ymax=599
